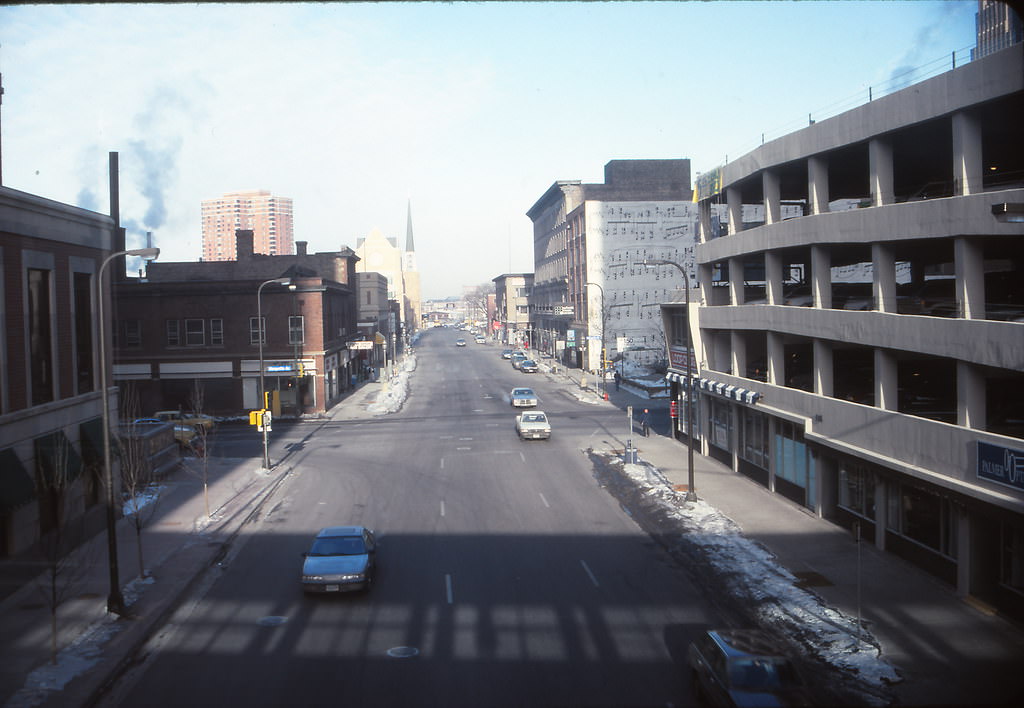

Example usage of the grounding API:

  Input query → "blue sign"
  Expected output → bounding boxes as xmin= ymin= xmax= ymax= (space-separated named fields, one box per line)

xmin=977 ymin=441 xmax=1024 ymax=493
xmin=266 ymin=363 xmax=294 ymax=372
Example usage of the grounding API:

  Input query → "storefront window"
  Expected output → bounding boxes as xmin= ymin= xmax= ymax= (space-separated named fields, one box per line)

xmin=1001 ymin=523 xmax=1024 ymax=596
xmin=738 ymin=408 xmax=769 ymax=470
xmin=709 ymin=398 xmax=731 ymax=450
xmin=838 ymin=463 xmax=875 ymax=518
xmin=887 ymin=481 xmax=958 ymax=558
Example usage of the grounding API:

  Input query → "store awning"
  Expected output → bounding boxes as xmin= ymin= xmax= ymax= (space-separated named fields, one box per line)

xmin=0 ymin=448 xmax=37 ymax=512
xmin=698 ymin=377 xmax=761 ymax=404
xmin=664 ymin=372 xmax=697 ymax=387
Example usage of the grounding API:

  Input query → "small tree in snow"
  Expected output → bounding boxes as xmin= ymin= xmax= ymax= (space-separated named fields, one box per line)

xmin=34 ymin=433 xmax=93 ymax=664
xmin=118 ymin=382 xmax=162 ymax=579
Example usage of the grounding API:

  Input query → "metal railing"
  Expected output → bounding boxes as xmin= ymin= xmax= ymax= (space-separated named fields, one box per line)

xmin=724 ymin=44 xmax=978 ymax=162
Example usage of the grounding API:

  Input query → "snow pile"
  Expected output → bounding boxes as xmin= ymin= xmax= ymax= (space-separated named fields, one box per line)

xmin=366 ymin=354 xmax=417 ymax=415
xmin=7 ymin=617 xmax=121 ymax=708
xmin=616 ymin=459 xmax=901 ymax=699
xmin=122 ymin=484 xmax=165 ymax=517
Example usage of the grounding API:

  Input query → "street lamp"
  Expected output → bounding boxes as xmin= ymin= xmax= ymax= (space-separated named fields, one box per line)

xmin=584 ymin=282 xmax=606 ymax=398
xmin=98 ymin=246 xmax=159 ymax=615
xmin=642 ymin=258 xmax=698 ymax=502
xmin=257 ymin=277 xmax=292 ymax=470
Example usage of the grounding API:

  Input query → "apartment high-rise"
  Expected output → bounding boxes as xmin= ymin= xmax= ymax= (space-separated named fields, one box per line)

xmin=201 ymin=190 xmax=294 ymax=260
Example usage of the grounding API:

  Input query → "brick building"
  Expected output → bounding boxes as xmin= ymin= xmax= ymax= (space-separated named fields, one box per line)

xmin=200 ymin=190 xmax=294 ymax=261
xmin=0 ymin=185 xmax=118 ymax=555
xmin=114 ymin=231 xmax=360 ymax=417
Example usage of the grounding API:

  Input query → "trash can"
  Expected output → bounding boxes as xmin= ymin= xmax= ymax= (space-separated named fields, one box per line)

xmin=623 ymin=445 xmax=638 ymax=464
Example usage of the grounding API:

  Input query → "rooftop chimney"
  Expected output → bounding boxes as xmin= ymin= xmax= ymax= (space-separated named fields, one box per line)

xmin=236 ymin=229 xmax=254 ymax=259
xmin=296 ymin=241 xmax=308 ymax=256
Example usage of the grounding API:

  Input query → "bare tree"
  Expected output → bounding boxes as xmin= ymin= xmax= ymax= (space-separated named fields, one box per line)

xmin=118 ymin=383 xmax=162 ymax=580
xmin=34 ymin=433 xmax=93 ymax=664
xmin=188 ymin=379 xmax=212 ymax=519
xmin=462 ymin=283 xmax=492 ymax=325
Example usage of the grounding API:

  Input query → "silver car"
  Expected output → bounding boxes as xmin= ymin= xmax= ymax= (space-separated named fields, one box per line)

xmin=510 ymin=387 xmax=538 ymax=408
xmin=301 ymin=526 xmax=377 ymax=594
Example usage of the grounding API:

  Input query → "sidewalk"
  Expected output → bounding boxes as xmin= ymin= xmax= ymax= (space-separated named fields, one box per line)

xmin=585 ymin=367 xmax=1024 ymax=707
xmin=0 ymin=377 xmax=391 ymax=708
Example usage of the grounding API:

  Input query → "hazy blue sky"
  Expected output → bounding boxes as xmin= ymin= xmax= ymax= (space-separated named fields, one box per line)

xmin=1 ymin=1 xmax=977 ymax=298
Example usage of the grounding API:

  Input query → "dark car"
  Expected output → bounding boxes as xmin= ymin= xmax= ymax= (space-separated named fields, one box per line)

xmin=688 ymin=629 xmax=811 ymax=707
xmin=301 ymin=526 xmax=377 ymax=594
xmin=519 ymin=359 xmax=539 ymax=373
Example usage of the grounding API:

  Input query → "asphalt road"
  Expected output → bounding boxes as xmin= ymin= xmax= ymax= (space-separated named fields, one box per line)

xmin=99 ymin=330 xmax=720 ymax=707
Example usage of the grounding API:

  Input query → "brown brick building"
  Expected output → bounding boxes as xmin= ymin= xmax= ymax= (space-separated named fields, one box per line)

xmin=114 ymin=231 xmax=361 ymax=417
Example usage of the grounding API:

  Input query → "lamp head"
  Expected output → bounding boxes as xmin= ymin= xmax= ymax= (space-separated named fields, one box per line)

xmin=127 ymin=247 xmax=160 ymax=260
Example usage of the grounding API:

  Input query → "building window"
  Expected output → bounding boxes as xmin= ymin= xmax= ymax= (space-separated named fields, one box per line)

xmin=887 ymin=481 xmax=958 ymax=558
xmin=289 ymin=316 xmax=305 ymax=345
xmin=738 ymin=408 xmax=769 ymax=470
xmin=27 ymin=268 xmax=54 ymax=405
xmin=123 ymin=320 xmax=142 ymax=347
xmin=73 ymin=272 xmax=94 ymax=394
xmin=250 ymin=317 xmax=265 ymax=345
xmin=708 ymin=398 xmax=731 ymax=450
xmin=185 ymin=319 xmax=205 ymax=346
xmin=166 ymin=320 xmax=180 ymax=346
xmin=838 ymin=462 xmax=875 ymax=519
xmin=1000 ymin=522 xmax=1024 ymax=597
xmin=210 ymin=319 xmax=223 ymax=346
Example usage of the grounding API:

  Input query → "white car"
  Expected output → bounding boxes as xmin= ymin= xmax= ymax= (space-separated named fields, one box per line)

xmin=510 ymin=387 xmax=538 ymax=408
xmin=515 ymin=410 xmax=551 ymax=440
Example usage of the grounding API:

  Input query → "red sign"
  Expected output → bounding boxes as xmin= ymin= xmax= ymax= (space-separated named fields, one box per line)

xmin=670 ymin=401 xmax=678 ymax=418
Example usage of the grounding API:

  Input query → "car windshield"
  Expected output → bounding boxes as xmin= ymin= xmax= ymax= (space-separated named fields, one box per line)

xmin=522 ymin=413 xmax=546 ymax=423
xmin=513 ymin=389 xmax=534 ymax=396
xmin=309 ymin=535 xmax=366 ymax=556
xmin=728 ymin=657 xmax=798 ymax=690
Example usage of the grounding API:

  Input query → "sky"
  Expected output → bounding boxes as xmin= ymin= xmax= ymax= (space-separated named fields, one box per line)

xmin=0 ymin=1 xmax=979 ymax=299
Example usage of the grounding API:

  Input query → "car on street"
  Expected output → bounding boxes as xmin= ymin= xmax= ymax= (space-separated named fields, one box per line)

xmin=687 ymin=628 xmax=812 ymax=707
xmin=519 ymin=359 xmax=539 ymax=373
xmin=301 ymin=526 xmax=377 ymax=594
xmin=501 ymin=349 xmax=514 ymax=359
xmin=510 ymin=387 xmax=538 ymax=408
xmin=133 ymin=418 xmax=199 ymax=446
xmin=455 ymin=338 xmax=467 ymax=347
xmin=515 ymin=410 xmax=551 ymax=440
xmin=510 ymin=353 xmax=528 ymax=369
xmin=154 ymin=410 xmax=216 ymax=432
xmin=475 ymin=335 xmax=486 ymax=344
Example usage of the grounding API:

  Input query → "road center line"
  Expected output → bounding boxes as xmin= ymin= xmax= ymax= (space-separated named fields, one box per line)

xmin=538 ymin=492 xmax=550 ymax=508
xmin=580 ymin=560 xmax=600 ymax=588
xmin=445 ymin=574 xmax=454 ymax=604
xmin=440 ymin=500 xmax=446 ymax=517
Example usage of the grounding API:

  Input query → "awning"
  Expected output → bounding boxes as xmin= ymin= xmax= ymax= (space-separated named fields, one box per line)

xmin=698 ymin=377 xmax=761 ymax=404
xmin=664 ymin=372 xmax=697 ymax=387
xmin=0 ymin=448 xmax=37 ymax=512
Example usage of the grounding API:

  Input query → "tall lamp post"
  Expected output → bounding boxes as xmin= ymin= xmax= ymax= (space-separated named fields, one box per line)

xmin=584 ymin=282 xmax=605 ymax=397
xmin=98 ymin=246 xmax=160 ymax=615
xmin=257 ymin=277 xmax=292 ymax=470
xmin=642 ymin=258 xmax=698 ymax=501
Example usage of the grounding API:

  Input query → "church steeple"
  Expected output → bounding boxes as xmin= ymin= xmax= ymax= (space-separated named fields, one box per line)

xmin=402 ymin=200 xmax=418 ymax=273
xmin=405 ymin=199 xmax=415 ymax=252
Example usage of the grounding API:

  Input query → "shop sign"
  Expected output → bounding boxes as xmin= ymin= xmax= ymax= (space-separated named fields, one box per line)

xmin=977 ymin=440 xmax=1024 ymax=492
